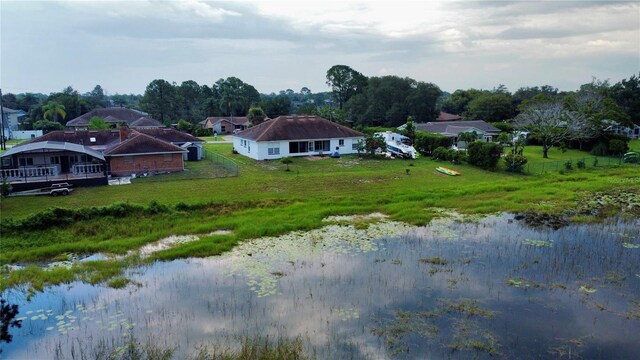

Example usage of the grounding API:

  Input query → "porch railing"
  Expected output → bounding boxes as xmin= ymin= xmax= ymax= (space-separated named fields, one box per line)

xmin=1 ymin=166 xmax=58 ymax=179
xmin=72 ymin=163 xmax=104 ymax=175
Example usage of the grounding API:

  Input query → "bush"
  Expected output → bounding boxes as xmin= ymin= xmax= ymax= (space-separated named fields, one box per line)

xmin=609 ymin=139 xmax=628 ymax=155
xmin=361 ymin=126 xmax=396 ymax=135
xmin=194 ymin=127 xmax=211 ymax=137
xmin=577 ymin=159 xmax=586 ymax=169
xmin=564 ymin=160 xmax=573 ymax=171
xmin=414 ymin=131 xmax=454 ymax=155
xmin=504 ymin=153 xmax=528 ymax=173
xmin=431 ymin=147 xmax=450 ymax=161
xmin=467 ymin=141 xmax=503 ymax=170
xmin=590 ymin=142 xmax=609 ymax=156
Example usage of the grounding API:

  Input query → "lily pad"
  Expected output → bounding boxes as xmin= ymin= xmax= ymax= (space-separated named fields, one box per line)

xmin=622 ymin=243 xmax=640 ymax=249
xmin=523 ymin=239 xmax=553 ymax=247
xmin=579 ymin=285 xmax=597 ymax=294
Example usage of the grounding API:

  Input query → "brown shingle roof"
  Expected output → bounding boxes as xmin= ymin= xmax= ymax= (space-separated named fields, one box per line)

xmin=436 ymin=112 xmax=463 ymax=121
xmin=203 ymin=116 xmax=250 ymax=127
xmin=104 ymin=133 xmax=186 ymax=156
xmin=130 ymin=116 xmax=163 ymax=128
xmin=22 ymin=130 xmax=122 ymax=147
xmin=136 ymin=128 xmax=204 ymax=144
xmin=235 ymin=116 xmax=363 ymax=142
xmin=66 ymin=108 xmax=163 ymax=128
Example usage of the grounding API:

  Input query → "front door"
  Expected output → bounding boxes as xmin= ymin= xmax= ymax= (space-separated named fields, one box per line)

xmin=61 ymin=155 xmax=70 ymax=173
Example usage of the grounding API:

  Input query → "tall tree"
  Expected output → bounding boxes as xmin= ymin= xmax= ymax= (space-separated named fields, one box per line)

xmin=42 ymin=101 xmax=66 ymax=123
xmin=261 ymin=95 xmax=291 ymax=118
xmin=247 ymin=107 xmax=267 ymax=125
xmin=326 ymin=65 xmax=367 ymax=109
xmin=88 ymin=85 xmax=108 ymax=108
xmin=140 ymin=79 xmax=178 ymax=124
xmin=514 ymin=101 xmax=571 ymax=158
xmin=177 ymin=80 xmax=205 ymax=123
xmin=1 ymin=93 xmax=17 ymax=109
xmin=466 ymin=93 xmax=514 ymax=121
xmin=46 ymin=86 xmax=91 ymax=122
xmin=610 ymin=73 xmax=640 ymax=125
xmin=440 ymin=89 xmax=485 ymax=116
xmin=215 ymin=77 xmax=260 ymax=116
xmin=406 ymin=82 xmax=442 ymax=123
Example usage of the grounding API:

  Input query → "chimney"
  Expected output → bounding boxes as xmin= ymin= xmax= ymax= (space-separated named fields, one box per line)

xmin=119 ymin=125 xmax=129 ymax=142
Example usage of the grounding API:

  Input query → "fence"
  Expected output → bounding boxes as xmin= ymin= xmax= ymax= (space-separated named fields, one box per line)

xmin=132 ymin=150 xmax=239 ymax=182
xmin=524 ymin=156 xmax=624 ymax=175
xmin=203 ymin=149 xmax=239 ymax=178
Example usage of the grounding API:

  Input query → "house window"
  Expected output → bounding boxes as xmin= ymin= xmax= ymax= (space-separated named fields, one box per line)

xmin=19 ymin=158 xmax=33 ymax=166
xmin=268 ymin=144 xmax=280 ymax=156
xmin=308 ymin=141 xmax=315 ymax=152
xmin=339 ymin=139 xmax=345 ymax=147
xmin=124 ymin=156 xmax=134 ymax=164
xmin=314 ymin=140 xmax=330 ymax=152
xmin=221 ymin=125 xmax=226 ymax=133
xmin=352 ymin=141 xmax=361 ymax=151
xmin=164 ymin=154 xmax=173 ymax=162
xmin=50 ymin=156 xmax=60 ymax=164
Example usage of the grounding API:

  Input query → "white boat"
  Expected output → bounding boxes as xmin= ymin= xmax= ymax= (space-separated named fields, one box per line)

xmin=375 ymin=131 xmax=417 ymax=159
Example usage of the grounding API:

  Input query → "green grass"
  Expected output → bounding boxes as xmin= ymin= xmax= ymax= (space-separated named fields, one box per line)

xmin=629 ymin=139 xmax=640 ymax=152
xmin=1 ymin=143 xmax=638 ymax=291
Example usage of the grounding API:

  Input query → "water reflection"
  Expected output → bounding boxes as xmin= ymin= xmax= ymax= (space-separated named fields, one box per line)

xmin=0 ymin=298 xmax=22 ymax=353
xmin=3 ymin=215 xmax=639 ymax=359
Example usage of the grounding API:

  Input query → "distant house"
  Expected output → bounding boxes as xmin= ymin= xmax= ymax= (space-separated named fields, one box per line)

xmin=233 ymin=115 xmax=364 ymax=160
xmin=199 ymin=116 xmax=250 ymax=134
xmin=0 ymin=128 xmax=203 ymax=190
xmin=436 ymin=112 xmax=463 ymax=121
xmin=1 ymin=107 xmax=28 ymax=139
xmin=416 ymin=120 xmax=501 ymax=147
xmin=65 ymin=108 xmax=164 ymax=130
xmin=605 ymin=122 xmax=640 ymax=139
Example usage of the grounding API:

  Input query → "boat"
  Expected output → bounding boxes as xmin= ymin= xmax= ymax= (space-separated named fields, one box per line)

xmin=375 ymin=131 xmax=417 ymax=159
xmin=435 ymin=166 xmax=461 ymax=176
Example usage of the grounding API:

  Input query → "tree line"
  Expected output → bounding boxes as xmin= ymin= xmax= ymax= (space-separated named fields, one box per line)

xmin=2 ymin=67 xmax=638 ymax=137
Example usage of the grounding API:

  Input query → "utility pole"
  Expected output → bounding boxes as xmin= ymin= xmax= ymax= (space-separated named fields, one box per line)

xmin=0 ymin=88 xmax=7 ymax=150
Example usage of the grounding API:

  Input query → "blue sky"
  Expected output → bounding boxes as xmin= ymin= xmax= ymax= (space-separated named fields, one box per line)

xmin=1 ymin=0 xmax=638 ymax=95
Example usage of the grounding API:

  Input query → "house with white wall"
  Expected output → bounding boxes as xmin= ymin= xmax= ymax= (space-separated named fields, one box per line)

xmin=2 ymin=107 xmax=27 ymax=139
xmin=233 ymin=115 xmax=364 ymax=160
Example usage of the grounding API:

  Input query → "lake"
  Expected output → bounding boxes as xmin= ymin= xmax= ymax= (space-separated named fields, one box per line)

xmin=2 ymin=213 xmax=639 ymax=359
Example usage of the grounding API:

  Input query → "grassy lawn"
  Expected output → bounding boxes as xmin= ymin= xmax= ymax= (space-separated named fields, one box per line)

xmin=1 ymin=143 xmax=638 ymax=291
xmin=629 ymin=139 xmax=640 ymax=152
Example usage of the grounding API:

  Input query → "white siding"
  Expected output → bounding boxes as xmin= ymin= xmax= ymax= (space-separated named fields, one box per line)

xmin=233 ymin=136 xmax=364 ymax=160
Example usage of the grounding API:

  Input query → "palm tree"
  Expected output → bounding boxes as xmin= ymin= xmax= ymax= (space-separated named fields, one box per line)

xmin=42 ymin=102 xmax=67 ymax=124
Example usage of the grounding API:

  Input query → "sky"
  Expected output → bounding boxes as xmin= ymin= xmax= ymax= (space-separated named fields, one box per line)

xmin=1 ymin=0 xmax=639 ymax=96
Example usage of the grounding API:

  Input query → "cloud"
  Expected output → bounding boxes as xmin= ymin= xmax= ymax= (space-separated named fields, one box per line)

xmin=1 ymin=0 xmax=638 ymax=94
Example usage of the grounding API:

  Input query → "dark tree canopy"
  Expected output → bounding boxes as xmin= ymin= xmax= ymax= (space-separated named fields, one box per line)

xmin=261 ymin=95 xmax=291 ymax=118
xmin=466 ymin=93 xmax=514 ymax=121
xmin=140 ymin=79 xmax=178 ymax=124
xmin=610 ymin=73 xmax=640 ymax=125
xmin=326 ymin=65 xmax=368 ymax=109
xmin=346 ymin=76 xmax=441 ymax=127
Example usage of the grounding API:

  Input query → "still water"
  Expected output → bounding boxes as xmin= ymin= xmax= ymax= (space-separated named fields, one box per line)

xmin=3 ymin=214 xmax=639 ymax=359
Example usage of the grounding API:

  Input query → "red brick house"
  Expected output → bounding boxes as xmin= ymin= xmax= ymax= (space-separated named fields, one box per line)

xmin=105 ymin=132 xmax=186 ymax=176
xmin=199 ymin=116 xmax=250 ymax=134
xmin=0 ymin=128 xmax=203 ymax=190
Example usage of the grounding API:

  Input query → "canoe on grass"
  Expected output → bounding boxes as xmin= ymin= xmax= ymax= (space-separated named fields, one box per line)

xmin=436 ymin=166 xmax=461 ymax=176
